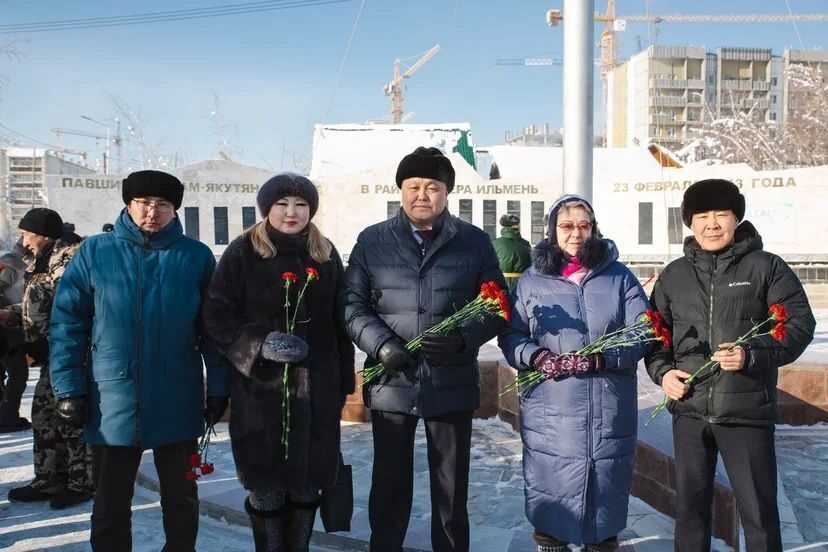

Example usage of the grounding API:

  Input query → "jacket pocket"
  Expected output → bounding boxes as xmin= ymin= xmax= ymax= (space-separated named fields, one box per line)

xmin=91 ymin=358 xmax=129 ymax=382
xmin=600 ymin=375 xmax=637 ymax=439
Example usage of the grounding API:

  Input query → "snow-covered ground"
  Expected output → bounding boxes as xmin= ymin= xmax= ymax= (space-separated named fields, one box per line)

xmin=0 ymin=379 xmax=346 ymax=552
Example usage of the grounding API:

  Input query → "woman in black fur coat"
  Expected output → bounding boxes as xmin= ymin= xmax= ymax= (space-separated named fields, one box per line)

xmin=202 ymin=173 xmax=355 ymax=551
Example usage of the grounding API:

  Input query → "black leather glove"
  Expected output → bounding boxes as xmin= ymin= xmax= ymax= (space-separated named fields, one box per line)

xmin=261 ymin=331 xmax=308 ymax=363
xmin=420 ymin=329 xmax=465 ymax=358
xmin=377 ymin=338 xmax=416 ymax=376
xmin=204 ymin=396 xmax=229 ymax=426
xmin=56 ymin=397 xmax=88 ymax=427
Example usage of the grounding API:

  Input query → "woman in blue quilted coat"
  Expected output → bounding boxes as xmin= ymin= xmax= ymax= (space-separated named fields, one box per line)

xmin=499 ymin=194 xmax=650 ymax=552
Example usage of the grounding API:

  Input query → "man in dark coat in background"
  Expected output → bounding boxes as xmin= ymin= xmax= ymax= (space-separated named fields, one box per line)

xmin=645 ymin=179 xmax=815 ymax=552
xmin=491 ymin=213 xmax=531 ymax=293
xmin=342 ymin=147 xmax=506 ymax=552
xmin=0 ymin=239 xmax=31 ymax=432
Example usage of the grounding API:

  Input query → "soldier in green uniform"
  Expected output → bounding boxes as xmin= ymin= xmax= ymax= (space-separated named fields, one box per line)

xmin=0 ymin=208 xmax=94 ymax=509
xmin=491 ymin=214 xmax=532 ymax=294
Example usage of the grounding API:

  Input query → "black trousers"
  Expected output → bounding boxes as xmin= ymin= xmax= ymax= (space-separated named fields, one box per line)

xmin=369 ymin=409 xmax=473 ymax=552
xmin=0 ymin=329 xmax=28 ymax=424
xmin=673 ymin=415 xmax=781 ymax=552
xmin=90 ymin=440 xmax=199 ymax=551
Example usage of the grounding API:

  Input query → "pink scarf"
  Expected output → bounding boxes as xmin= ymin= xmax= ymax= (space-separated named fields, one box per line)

xmin=560 ymin=257 xmax=588 ymax=285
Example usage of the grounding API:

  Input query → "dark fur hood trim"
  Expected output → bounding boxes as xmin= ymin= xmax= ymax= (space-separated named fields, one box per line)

xmin=531 ymin=236 xmax=610 ymax=276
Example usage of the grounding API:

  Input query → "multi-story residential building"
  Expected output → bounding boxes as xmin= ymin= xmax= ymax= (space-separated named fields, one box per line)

xmin=607 ymin=45 xmax=707 ymax=149
xmin=0 ymin=148 xmax=93 ymax=246
xmin=607 ymin=46 xmax=828 ymax=149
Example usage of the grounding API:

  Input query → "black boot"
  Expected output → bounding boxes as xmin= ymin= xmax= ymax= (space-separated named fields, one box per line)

xmin=245 ymin=497 xmax=287 ymax=552
xmin=285 ymin=499 xmax=319 ymax=552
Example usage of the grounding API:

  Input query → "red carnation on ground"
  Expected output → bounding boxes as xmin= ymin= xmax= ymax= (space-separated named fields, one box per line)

xmin=770 ymin=323 xmax=787 ymax=342
xmin=305 ymin=267 xmax=320 ymax=281
xmin=769 ymin=304 xmax=788 ymax=322
xmin=282 ymin=272 xmax=298 ymax=284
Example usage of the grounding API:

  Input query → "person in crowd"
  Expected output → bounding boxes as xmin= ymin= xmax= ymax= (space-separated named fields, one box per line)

xmin=0 ymin=208 xmax=93 ymax=508
xmin=202 ymin=173 xmax=354 ymax=551
xmin=499 ymin=194 xmax=649 ymax=552
xmin=645 ymin=179 xmax=815 ymax=552
xmin=491 ymin=213 xmax=532 ymax=293
xmin=0 ymin=239 xmax=32 ymax=432
xmin=342 ymin=147 xmax=506 ymax=552
xmin=49 ymin=170 xmax=230 ymax=550
xmin=61 ymin=222 xmax=83 ymax=245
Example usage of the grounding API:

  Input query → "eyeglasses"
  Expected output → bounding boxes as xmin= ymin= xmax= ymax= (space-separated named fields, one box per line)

xmin=556 ymin=221 xmax=593 ymax=233
xmin=132 ymin=198 xmax=174 ymax=213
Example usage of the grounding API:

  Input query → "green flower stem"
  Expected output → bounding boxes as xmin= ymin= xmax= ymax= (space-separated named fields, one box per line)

xmin=359 ymin=297 xmax=502 ymax=386
xmin=282 ymin=280 xmax=292 ymax=460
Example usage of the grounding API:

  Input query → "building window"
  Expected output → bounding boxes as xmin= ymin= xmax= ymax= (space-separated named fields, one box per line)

xmin=770 ymin=112 xmax=777 ymax=121
xmin=772 ymin=95 xmax=777 ymax=104
xmin=531 ymin=201 xmax=545 ymax=243
xmin=638 ymin=202 xmax=653 ymax=245
xmin=386 ymin=201 xmax=400 ymax=220
xmin=459 ymin=199 xmax=473 ymax=223
xmin=668 ymin=207 xmax=684 ymax=244
xmin=771 ymin=77 xmax=778 ymax=86
xmin=242 ymin=206 xmax=257 ymax=230
xmin=214 ymin=207 xmax=229 ymax=245
xmin=507 ymin=200 xmax=520 ymax=220
xmin=667 ymin=127 xmax=676 ymax=138
xmin=483 ymin=200 xmax=497 ymax=239
xmin=184 ymin=207 xmax=200 ymax=240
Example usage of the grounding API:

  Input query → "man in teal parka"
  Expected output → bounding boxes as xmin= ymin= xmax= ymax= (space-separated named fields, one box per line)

xmin=49 ymin=170 xmax=230 ymax=551
xmin=491 ymin=214 xmax=532 ymax=293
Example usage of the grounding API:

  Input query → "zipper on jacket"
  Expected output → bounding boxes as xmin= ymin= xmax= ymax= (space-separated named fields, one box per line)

xmin=135 ymin=245 xmax=144 ymax=447
xmin=576 ymin=285 xmax=595 ymax=465
xmin=706 ymin=256 xmax=717 ymax=421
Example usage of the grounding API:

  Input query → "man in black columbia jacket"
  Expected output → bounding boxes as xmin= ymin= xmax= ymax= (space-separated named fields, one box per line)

xmin=342 ymin=147 xmax=506 ymax=552
xmin=645 ymin=179 xmax=815 ymax=552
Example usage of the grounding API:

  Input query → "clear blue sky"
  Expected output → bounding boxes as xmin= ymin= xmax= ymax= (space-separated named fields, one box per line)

xmin=0 ymin=0 xmax=826 ymax=172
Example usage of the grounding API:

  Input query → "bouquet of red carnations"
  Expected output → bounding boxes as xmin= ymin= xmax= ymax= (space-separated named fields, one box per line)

xmin=185 ymin=424 xmax=217 ymax=481
xmin=359 ymin=281 xmax=511 ymax=385
xmin=646 ymin=304 xmax=789 ymax=425
xmin=501 ymin=309 xmax=672 ymax=398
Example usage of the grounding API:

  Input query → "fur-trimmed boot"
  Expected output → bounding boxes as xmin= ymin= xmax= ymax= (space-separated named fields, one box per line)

xmin=245 ymin=497 xmax=287 ymax=551
xmin=284 ymin=498 xmax=320 ymax=552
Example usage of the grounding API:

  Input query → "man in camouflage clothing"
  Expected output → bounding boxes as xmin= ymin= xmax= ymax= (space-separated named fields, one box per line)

xmin=0 ymin=208 xmax=94 ymax=509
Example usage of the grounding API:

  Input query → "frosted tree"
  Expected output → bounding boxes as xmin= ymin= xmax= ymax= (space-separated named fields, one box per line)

xmin=108 ymin=94 xmax=181 ymax=171
xmin=781 ymin=63 xmax=828 ymax=167
xmin=680 ymin=64 xmax=827 ymax=169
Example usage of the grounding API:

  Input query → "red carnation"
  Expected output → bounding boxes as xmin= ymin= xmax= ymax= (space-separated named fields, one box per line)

xmin=184 ymin=470 xmax=200 ymax=481
xmin=189 ymin=454 xmax=202 ymax=468
xmin=657 ymin=326 xmax=672 ymax=348
xmin=480 ymin=281 xmax=499 ymax=301
xmin=769 ymin=304 xmax=788 ymax=322
xmin=282 ymin=272 xmax=298 ymax=284
xmin=0 ymin=263 xmax=6 ymax=271
xmin=305 ymin=267 xmax=320 ymax=281
xmin=200 ymin=463 xmax=215 ymax=475
xmin=770 ymin=322 xmax=786 ymax=342
xmin=497 ymin=291 xmax=511 ymax=321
